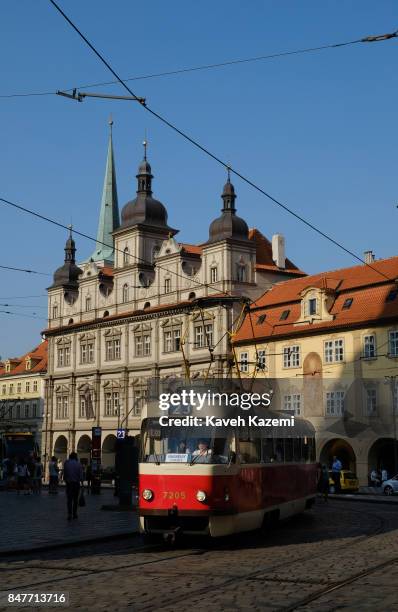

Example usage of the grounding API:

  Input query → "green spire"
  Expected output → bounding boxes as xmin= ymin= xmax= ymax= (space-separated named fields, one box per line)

xmin=91 ymin=118 xmax=120 ymax=263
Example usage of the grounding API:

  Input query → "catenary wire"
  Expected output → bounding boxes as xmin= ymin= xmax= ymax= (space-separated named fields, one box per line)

xmin=48 ymin=1 xmax=396 ymax=283
xmin=0 ymin=195 xmax=246 ymax=299
xmin=2 ymin=30 xmax=396 ymax=99
xmin=0 ymin=264 xmax=50 ymax=276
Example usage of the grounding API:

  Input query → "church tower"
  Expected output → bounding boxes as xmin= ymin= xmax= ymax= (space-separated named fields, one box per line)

xmin=89 ymin=118 xmax=120 ymax=265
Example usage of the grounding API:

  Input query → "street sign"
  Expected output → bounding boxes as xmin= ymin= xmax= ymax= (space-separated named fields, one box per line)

xmin=117 ymin=428 xmax=126 ymax=439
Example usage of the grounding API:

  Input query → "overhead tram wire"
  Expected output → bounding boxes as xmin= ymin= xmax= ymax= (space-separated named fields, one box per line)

xmin=0 ymin=195 xmax=245 ymax=300
xmin=48 ymin=1 xmax=397 ymax=283
xmin=0 ymin=264 xmax=50 ymax=276
xmin=0 ymin=309 xmax=47 ymax=320
xmin=2 ymin=30 xmax=397 ymax=99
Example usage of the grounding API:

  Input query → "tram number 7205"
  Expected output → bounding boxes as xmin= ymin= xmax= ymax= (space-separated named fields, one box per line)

xmin=162 ymin=491 xmax=186 ymax=500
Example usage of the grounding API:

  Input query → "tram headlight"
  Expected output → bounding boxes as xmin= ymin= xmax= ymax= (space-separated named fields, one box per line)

xmin=196 ymin=490 xmax=207 ymax=503
xmin=142 ymin=488 xmax=154 ymax=501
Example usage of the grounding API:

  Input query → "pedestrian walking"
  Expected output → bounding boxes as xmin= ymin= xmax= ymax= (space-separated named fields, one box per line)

xmin=16 ymin=459 xmax=29 ymax=495
xmin=331 ymin=456 xmax=342 ymax=493
xmin=48 ymin=456 xmax=59 ymax=494
xmin=63 ymin=452 xmax=84 ymax=520
xmin=33 ymin=456 xmax=44 ymax=494
xmin=318 ymin=464 xmax=330 ymax=502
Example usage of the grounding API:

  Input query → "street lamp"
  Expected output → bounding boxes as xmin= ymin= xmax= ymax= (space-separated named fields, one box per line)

xmin=384 ymin=375 xmax=398 ymax=475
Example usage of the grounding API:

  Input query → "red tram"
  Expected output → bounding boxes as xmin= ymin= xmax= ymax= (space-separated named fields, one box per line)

xmin=139 ymin=406 xmax=317 ymax=539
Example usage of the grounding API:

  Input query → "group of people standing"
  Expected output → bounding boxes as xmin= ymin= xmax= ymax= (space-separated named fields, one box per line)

xmin=317 ymin=456 xmax=343 ymax=501
xmin=369 ymin=467 xmax=388 ymax=487
xmin=2 ymin=455 xmax=44 ymax=494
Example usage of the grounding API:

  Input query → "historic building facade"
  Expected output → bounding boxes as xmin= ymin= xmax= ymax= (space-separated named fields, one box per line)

xmin=43 ymin=126 xmax=304 ymax=469
xmin=233 ymin=256 xmax=398 ymax=485
xmin=0 ymin=341 xmax=47 ymax=453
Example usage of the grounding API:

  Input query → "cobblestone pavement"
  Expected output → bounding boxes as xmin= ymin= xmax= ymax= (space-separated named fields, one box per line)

xmin=0 ymin=489 xmax=138 ymax=553
xmin=1 ymin=499 xmax=398 ymax=611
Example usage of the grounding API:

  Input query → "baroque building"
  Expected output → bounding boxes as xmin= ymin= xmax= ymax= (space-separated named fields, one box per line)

xmin=44 ymin=126 xmax=304 ymax=470
xmin=233 ymin=256 xmax=398 ymax=485
xmin=0 ymin=340 xmax=47 ymax=454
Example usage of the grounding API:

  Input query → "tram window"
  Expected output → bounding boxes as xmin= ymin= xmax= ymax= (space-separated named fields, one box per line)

xmin=293 ymin=438 xmax=302 ymax=462
xmin=284 ymin=438 xmax=294 ymax=462
xmin=239 ymin=439 xmax=261 ymax=463
xmin=261 ymin=438 xmax=274 ymax=463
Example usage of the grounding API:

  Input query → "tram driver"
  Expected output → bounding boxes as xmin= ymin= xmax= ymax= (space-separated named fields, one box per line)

xmin=191 ymin=439 xmax=212 ymax=463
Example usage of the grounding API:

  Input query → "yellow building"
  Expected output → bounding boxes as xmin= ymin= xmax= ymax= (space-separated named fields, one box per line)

xmin=0 ymin=341 xmax=47 ymax=455
xmin=233 ymin=256 xmax=398 ymax=485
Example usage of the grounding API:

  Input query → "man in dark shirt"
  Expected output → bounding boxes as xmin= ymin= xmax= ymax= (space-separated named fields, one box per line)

xmin=63 ymin=452 xmax=84 ymax=520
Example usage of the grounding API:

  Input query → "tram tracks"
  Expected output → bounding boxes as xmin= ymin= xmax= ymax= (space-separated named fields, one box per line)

xmin=0 ymin=504 xmax=393 ymax=610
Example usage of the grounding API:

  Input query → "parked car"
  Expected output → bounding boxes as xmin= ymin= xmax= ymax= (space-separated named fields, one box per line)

xmin=382 ymin=475 xmax=398 ymax=495
xmin=328 ymin=470 xmax=359 ymax=493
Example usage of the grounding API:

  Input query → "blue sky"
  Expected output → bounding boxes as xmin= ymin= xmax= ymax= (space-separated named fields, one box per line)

xmin=1 ymin=0 xmax=397 ymax=357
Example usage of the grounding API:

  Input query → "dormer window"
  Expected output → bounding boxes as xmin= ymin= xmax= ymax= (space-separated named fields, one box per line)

xmin=308 ymin=298 xmax=317 ymax=315
xmin=343 ymin=298 xmax=353 ymax=310
xmin=386 ymin=289 xmax=398 ymax=302
xmin=5 ymin=362 xmax=10 ymax=373
xmin=257 ymin=314 xmax=266 ymax=325
xmin=25 ymin=358 xmax=31 ymax=371
xmin=280 ymin=310 xmax=290 ymax=321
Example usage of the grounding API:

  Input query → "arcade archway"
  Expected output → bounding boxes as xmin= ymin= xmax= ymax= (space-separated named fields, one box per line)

xmin=53 ymin=435 xmax=68 ymax=462
xmin=77 ymin=434 xmax=92 ymax=466
xmin=368 ymin=438 xmax=397 ymax=478
xmin=320 ymin=438 xmax=356 ymax=472
xmin=102 ymin=434 xmax=117 ymax=470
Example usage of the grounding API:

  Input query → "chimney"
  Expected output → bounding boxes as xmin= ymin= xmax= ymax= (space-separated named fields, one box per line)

xmin=364 ymin=250 xmax=375 ymax=264
xmin=272 ymin=234 xmax=286 ymax=269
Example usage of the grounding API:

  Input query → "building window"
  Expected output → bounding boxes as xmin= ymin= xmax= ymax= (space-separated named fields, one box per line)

xmin=365 ymin=388 xmax=377 ymax=416
xmin=32 ymin=403 xmax=37 ymax=418
xmin=52 ymin=305 xmax=58 ymax=318
xmin=9 ymin=384 xmax=14 ymax=394
xmin=257 ymin=349 xmax=266 ymax=371
xmin=57 ymin=346 xmax=70 ymax=367
xmin=280 ymin=309 xmax=290 ymax=321
xmin=283 ymin=346 xmax=300 ymax=368
xmin=239 ymin=352 xmax=249 ymax=373
xmin=122 ymin=284 xmax=129 ymax=303
xmin=308 ymin=298 xmax=317 ymax=315
xmin=134 ymin=334 xmax=151 ymax=357
xmin=106 ymin=338 xmax=121 ymax=361
xmin=56 ymin=396 xmax=69 ymax=420
xmin=283 ymin=394 xmax=302 ymax=416
xmin=326 ymin=391 xmax=345 ymax=416
xmin=324 ymin=339 xmax=344 ymax=363
xmin=194 ymin=324 xmax=213 ymax=348
xmin=164 ymin=330 xmax=172 ymax=352
xmin=33 ymin=381 xmax=38 ymax=392
xmin=210 ymin=267 xmax=218 ymax=283
xmin=105 ymin=391 xmax=119 ymax=417
xmin=2 ymin=385 xmax=5 ymax=396
xmin=80 ymin=341 xmax=95 ymax=364
xmin=343 ymin=297 xmax=353 ymax=310
xmin=257 ymin=314 xmax=266 ymax=325
xmin=85 ymin=296 xmax=91 ymax=312
xmin=123 ymin=247 xmax=129 ymax=265
xmin=17 ymin=383 xmax=22 ymax=393
xmin=164 ymin=278 xmax=171 ymax=293
xmin=15 ymin=404 xmax=21 ymax=419
xmin=164 ymin=327 xmax=181 ymax=353
xmin=363 ymin=335 xmax=376 ymax=359
xmin=389 ymin=331 xmax=398 ymax=357
xmin=25 ymin=382 xmax=30 ymax=393
xmin=386 ymin=289 xmax=398 ymax=302
xmin=24 ymin=404 xmax=30 ymax=418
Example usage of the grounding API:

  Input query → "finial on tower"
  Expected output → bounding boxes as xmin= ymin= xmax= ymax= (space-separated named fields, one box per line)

xmin=67 ymin=223 xmax=73 ymax=238
xmin=109 ymin=114 xmax=114 ymax=134
xmin=143 ymin=135 xmax=148 ymax=160
xmin=226 ymin=164 xmax=231 ymax=183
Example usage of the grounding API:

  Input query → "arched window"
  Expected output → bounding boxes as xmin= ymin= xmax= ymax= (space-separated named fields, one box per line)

xmin=188 ymin=292 xmax=196 ymax=301
xmin=122 ymin=284 xmax=128 ymax=304
xmin=68 ymin=318 xmax=74 ymax=325
xmin=210 ymin=267 xmax=218 ymax=283
xmin=103 ymin=311 xmax=109 ymax=318
xmin=144 ymin=302 xmax=151 ymax=309
xmin=123 ymin=247 xmax=129 ymax=266
xmin=85 ymin=296 xmax=91 ymax=312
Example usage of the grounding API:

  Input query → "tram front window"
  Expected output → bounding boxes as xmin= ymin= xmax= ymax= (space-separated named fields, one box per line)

xmin=141 ymin=424 xmax=233 ymax=464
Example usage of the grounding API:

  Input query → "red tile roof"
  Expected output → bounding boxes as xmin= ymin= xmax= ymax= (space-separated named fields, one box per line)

xmin=234 ymin=257 xmax=398 ymax=344
xmin=248 ymin=229 xmax=306 ymax=276
xmin=0 ymin=340 xmax=48 ymax=377
xmin=179 ymin=243 xmax=203 ymax=255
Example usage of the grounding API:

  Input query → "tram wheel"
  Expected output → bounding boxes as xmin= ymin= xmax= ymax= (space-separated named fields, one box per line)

xmin=261 ymin=509 xmax=279 ymax=532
